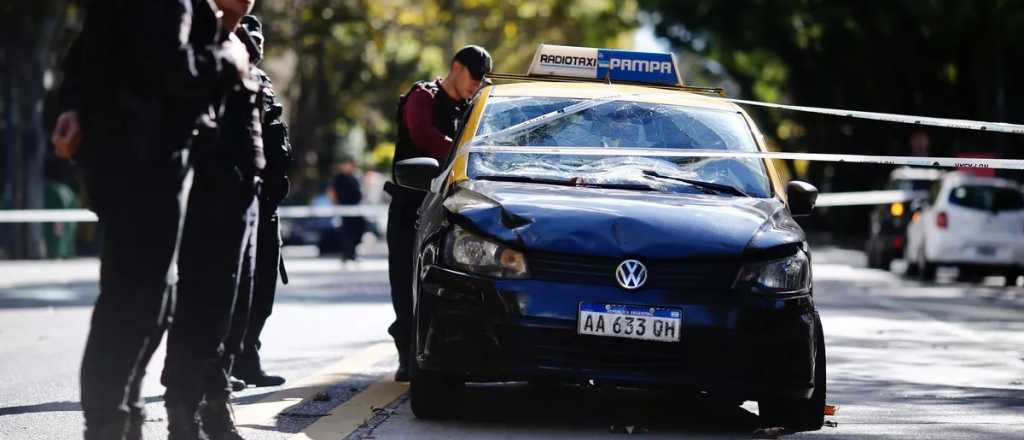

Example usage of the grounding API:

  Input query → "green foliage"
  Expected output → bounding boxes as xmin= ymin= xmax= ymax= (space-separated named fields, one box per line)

xmin=640 ymin=0 xmax=1024 ymax=237
xmin=256 ymin=0 xmax=637 ymax=196
xmin=640 ymin=0 xmax=1024 ymax=173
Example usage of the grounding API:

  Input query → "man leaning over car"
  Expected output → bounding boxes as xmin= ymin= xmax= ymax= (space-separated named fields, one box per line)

xmin=385 ymin=45 xmax=491 ymax=381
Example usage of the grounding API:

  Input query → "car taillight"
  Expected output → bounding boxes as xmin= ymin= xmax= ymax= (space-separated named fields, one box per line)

xmin=936 ymin=211 xmax=948 ymax=229
xmin=892 ymin=236 xmax=905 ymax=249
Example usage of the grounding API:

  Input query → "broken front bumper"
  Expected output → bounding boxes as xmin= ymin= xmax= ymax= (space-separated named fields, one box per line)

xmin=416 ymin=265 xmax=819 ymax=400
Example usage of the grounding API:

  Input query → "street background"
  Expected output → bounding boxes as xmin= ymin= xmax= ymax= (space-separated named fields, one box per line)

xmin=2 ymin=1 xmax=1024 ymax=439
xmin=1 ymin=242 xmax=1023 ymax=439
xmin=4 ymin=0 xmax=1024 ymax=259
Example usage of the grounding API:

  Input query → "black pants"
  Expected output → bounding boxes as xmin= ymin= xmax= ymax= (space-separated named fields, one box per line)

xmin=162 ymin=164 xmax=258 ymax=406
xmin=385 ymin=186 xmax=424 ymax=365
xmin=339 ymin=215 xmax=366 ymax=260
xmin=79 ymin=155 xmax=191 ymax=433
xmin=233 ymin=202 xmax=282 ymax=357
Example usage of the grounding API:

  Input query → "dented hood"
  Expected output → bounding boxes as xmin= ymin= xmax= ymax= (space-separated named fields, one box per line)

xmin=446 ymin=180 xmax=803 ymax=259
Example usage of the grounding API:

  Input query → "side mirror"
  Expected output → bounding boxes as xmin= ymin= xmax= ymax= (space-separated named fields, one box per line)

xmin=786 ymin=181 xmax=818 ymax=217
xmin=394 ymin=157 xmax=440 ymax=190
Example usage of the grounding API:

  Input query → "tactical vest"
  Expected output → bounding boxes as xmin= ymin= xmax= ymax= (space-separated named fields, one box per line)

xmin=393 ymin=80 xmax=464 ymax=175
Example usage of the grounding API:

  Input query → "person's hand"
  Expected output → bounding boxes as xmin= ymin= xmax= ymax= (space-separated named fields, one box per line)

xmin=223 ymin=33 xmax=251 ymax=81
xmin=51 ymin=110 xmax=82 ymax=159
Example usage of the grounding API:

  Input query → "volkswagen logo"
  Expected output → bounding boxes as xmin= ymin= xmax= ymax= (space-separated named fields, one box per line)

xmin=615 ymin=259 xmax=648 ymax=290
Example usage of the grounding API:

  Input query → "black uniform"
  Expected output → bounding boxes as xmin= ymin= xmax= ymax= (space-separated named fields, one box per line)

xmin=387 ymin=80 xmax=467 ymax=372
xmin=57 ymin=1 xmax=244 ymax=439
xmin=159 ymin=18 xmax=264 ymax=439
xmin=228 ymin=15 xmax=293 ymax=387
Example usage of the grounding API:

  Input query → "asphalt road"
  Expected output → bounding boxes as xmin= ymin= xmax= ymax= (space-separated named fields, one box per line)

xmin=1 ymin=243 xmax=1022 ymax=439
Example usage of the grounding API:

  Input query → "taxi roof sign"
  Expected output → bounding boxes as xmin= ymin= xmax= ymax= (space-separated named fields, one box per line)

xmin=527 ymin=44 xmax=683 ymax=86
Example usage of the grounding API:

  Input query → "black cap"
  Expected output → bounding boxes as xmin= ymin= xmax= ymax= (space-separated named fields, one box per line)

xmin=452 ymin=45 xmax=492 ymax=80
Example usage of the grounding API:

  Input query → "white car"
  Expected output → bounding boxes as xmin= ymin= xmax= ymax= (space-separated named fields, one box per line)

xmin=905 ymin=172 xmax=1024 ymax=283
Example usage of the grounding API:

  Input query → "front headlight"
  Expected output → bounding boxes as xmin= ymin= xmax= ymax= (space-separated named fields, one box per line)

xmin=735 ymin=250 xmax=811 ymax=293
xmin=445 ymin=226 xmax=529 ymax=278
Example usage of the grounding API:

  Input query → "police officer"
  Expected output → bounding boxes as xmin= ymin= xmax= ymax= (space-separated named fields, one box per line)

xmin=226 ymin=14 xmax=292 ymax=389
xmin=51 ymin=1 xmax=251 ymax=439
xmin=159 ymin=0 xmax=263 ymax=438
xmin=386 ymin=45 xmax=492 ymax=381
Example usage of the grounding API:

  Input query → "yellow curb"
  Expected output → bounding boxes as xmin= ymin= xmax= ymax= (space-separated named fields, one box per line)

xmin=289 ymin=378 xmax=408 ymax=439
xmin=233 ymin=342 xmax=396 ymax=429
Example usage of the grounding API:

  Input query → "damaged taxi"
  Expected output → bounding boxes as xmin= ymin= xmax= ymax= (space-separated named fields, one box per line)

xmin=393 ymin=44 xmax=826 ymax=431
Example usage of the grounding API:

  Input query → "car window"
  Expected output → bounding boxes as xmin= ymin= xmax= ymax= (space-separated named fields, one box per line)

xmin=469 ymin=96 xmax=771 ymax=198
xmin=948 ymin=185 xmax=1024 ymax=211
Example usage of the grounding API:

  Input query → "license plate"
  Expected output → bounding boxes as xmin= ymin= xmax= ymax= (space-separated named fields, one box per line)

xmin=578 ymin=303 xmax=682 ymax=342
xmin=978 ymin=245 xmax=996 ymax=256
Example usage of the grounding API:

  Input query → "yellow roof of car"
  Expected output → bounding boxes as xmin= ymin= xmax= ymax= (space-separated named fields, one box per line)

xmin=486 ymin=81 xmax=743 ymax=113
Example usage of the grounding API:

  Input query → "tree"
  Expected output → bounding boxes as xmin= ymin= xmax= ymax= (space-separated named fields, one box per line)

xmin=640 ymin=0 xmax=1024 ymax=189
xmin=256 ymin=0 xmax=638 ymax=198
xmin=0 ymin=0 xmax=77 ymax=258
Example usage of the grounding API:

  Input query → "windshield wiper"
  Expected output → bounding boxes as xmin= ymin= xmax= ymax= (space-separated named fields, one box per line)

xmin=475 ymin=174 xmax=575 ymax=186
xmin=641 ymin=169 xmax=749 ymax=197
xmin=475 ymin=174 xmax=655 ymax=191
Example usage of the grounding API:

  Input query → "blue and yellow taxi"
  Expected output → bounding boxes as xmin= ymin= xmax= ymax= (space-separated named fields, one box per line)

xmin=395 ymin=45 xmax=825 ymax=431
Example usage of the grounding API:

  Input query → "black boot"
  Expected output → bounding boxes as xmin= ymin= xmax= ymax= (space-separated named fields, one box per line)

xmin=394 ymin=363 xmax=409 ymax=382
xmin=199 ymin=397 xmax=245 ymax=440
xmin=83 ymin=420 xmax=127 ymax=440
xmin=232 ymin=349 xmax=284 ymax=387
xmin=229 ymin=376 xmax=247 ymax=392
xmin=166 ymin=404 xmax=206 ymax=440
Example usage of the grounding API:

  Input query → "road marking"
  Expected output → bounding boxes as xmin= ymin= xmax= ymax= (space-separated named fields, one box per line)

xmin=233 ymin=342 xmax=395 ymax=428
xmin=289 ymin=378 xmax=408 ymax=439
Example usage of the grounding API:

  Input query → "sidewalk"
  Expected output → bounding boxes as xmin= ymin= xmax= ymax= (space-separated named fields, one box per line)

xmin=0 ymin=240 xmax=390 ymax=290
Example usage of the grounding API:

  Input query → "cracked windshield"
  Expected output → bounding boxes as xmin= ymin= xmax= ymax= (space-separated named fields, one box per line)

xmin=469 ymin=96 xmax=772 ymax=197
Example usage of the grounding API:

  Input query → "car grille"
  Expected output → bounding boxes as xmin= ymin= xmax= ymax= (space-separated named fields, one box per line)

xmin=528 ymin=252 xmax=739 ymax=290
xmin=498 ymin=326 xmax=743 ymax=375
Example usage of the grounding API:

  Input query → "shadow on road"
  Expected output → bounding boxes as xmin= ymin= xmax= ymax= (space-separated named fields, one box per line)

xmin=403 ymin=382 xmax=763 ymax=438
xmin=0 ymin=396 xmax=164 ymax=417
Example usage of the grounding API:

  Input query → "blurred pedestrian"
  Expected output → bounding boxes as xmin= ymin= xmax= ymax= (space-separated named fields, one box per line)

xmin=361 ymin=167 xmax=387 ymax=239
xmin=228 ymin=14 xmax=292 ymax=389
xmin=330 ymin=155 xmax=365 ymax=261
xmin=160 ymin=0 xmax=263 ymax=438
xmin=51 ymin=0 xmax=251 ymax=438
xmin=385 ymin=45 xmax=491 ymax=381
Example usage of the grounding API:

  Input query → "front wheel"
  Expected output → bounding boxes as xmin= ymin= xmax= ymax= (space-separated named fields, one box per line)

xmin=917 ymin=252 xmax=936 ymax=281
xmin=409 ymin=357 xmax=465 ymax=419
xmin=408 ymin=304 xmax=465 ymax=419
xmin=758 ymin=312 xmax=826 ymax=432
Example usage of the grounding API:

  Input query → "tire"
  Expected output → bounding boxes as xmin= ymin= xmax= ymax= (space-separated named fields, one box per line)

xmin=1004 ymin=270 xmax=1020 ymax=287
xmin=904 ymin=260 xmax=919 ymax=276
xmin=917 ymin=248 xmax=936 ymax=281
xmin=758 ymin=312 xmax=826 ymax=432
xmin=957 ymin=267 xmax=983 ymax=284
xmin=879 ymin=255 xmax=894 ymax=272
xmin=409 ymin=357 xmax=465 ymax=419
xmin=408 ymin=302 xmax=465 ymax=419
